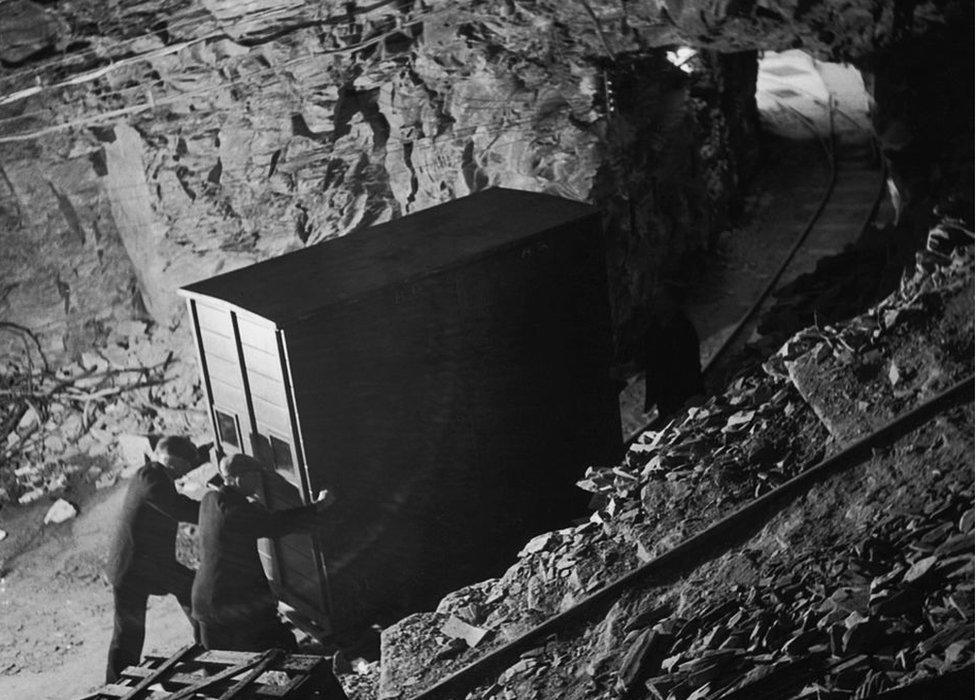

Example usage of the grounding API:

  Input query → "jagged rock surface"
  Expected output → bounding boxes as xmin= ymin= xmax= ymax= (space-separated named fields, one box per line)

xmin=0 ymin=0 xmax=769 ymax=360
xmin=2 ymin=0 xmax=963 ymax=361
xmin=373 ymin=222 xmax=974 ymax=698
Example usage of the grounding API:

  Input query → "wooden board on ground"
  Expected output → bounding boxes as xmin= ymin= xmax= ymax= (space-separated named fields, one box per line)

xmin=78 ymin=645 xmax=347 ymax=700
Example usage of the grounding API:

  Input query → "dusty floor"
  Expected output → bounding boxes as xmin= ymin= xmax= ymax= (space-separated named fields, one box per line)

xmin=0 ymin=482 xmax=197 ymax=698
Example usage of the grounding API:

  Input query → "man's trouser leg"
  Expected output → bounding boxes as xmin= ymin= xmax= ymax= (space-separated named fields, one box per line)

xmin=165 ymin=564 xmax=200 ymax=645
xmin=256 ymin=617 xmax=298 ymax=652
xmin=106 ymin=584 xmax=149 ymax=683
xmin=199 ymin=610 xmax=296 ymax=652
xmin=199 ymin=620 xmax=239 ymax=651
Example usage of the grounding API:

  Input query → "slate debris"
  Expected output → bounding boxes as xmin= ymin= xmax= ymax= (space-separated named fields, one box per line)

xmin=763 ymin=220 xmax=974 ymax=385
xmin=604 ymin=488 xmax=973 ymax=700
xmin=441 ymin=615 xmax=489 ymax=649
xmin=463 ymin=485 xmax=972 ymax=700
xmin=42 ymin=498 xmax=78 ymax=525
xmin=0 ymin=326 xmax=208 ymax=507
xmin=445 ymin=222 xmax=974 ymax=700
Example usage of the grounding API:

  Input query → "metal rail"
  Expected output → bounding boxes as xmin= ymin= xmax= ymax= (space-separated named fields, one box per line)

xmin=414 ymin=375 xmax=974 ymax=698
xmin=699 ymin=99 xmax=838 ymax=382
xmin=622 ymin=97 xmax=892 ymax=446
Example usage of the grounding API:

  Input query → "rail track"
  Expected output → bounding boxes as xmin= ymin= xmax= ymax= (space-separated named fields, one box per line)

xmin=620 ymin=98 xmax=886 ymax=444
xmin=408 ymin=104 xmax=970 ymax=699
xmin=415 ymin=375 xmax=974 ymax=699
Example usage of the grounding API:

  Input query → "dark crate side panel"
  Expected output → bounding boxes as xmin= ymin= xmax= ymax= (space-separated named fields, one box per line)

xmin=283 ymin=215 xmax=621 ymax=632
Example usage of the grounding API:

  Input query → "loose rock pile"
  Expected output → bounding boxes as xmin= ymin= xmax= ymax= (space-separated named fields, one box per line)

xmin=618 ymin=488 xmax=974 ymax=699
xmin=0 ymin=323 xmax=208 ymax=508
xmin=465 ymin=395 xmax=974 ymax=700
xmin=375 ymin=220 xmax=973 ymax=699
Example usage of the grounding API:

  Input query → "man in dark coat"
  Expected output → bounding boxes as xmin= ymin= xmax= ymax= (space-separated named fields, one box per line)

xmin=191 ymin=453 xmax=335 ymax=652
xmin=104 ymin=435 xmax=203 ymax=683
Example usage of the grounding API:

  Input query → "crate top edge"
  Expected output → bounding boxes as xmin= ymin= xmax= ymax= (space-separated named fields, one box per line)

xmin=178 ymin=187 xmax=600 ymax=327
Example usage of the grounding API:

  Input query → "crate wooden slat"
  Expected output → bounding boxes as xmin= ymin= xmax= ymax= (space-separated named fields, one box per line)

xmin=121 ymin=644 xmax=197 ymax=699
xmin=79 ymin=646 xmax=346 ymax=700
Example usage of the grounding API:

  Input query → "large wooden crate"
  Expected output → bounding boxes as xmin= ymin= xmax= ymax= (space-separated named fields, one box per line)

xmin=179 ymin=188 xmax=622 ymax=635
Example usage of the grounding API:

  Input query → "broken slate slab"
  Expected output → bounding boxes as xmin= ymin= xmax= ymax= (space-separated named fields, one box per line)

xmin=18 ymin=488 xmax=44 ymax=505
xmin=44 ymin=499 xmax=77 ymax=524
xmin=786 ymin=350 xmax=894 ymax=442
xmin=441 ymin=615 xmax=488 ymax=648
xmin=520 ymin=531 xmax=553 ymax=556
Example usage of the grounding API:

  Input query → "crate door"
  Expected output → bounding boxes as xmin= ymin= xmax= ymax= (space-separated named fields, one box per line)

xmin=253 ymin=428 xmax=329 ymax=616
xmin=192 ymin=301 xmax=251 ymax=459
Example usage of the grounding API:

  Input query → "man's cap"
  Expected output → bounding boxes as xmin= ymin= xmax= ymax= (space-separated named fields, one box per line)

xmin=220 ymin=453 xmax=264 ymax=478
xmin=155 ymin=435 xmax=199 ymax=465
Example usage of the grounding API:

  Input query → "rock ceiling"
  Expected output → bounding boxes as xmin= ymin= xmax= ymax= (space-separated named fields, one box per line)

xmin=0 ymin=0 xmax=962 ymax=356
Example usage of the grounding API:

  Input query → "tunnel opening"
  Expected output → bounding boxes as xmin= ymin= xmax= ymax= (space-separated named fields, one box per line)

xmin=755 ymin=49 xmax=874 ymax=143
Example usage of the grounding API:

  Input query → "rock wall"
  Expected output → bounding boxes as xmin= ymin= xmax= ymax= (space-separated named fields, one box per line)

xmin=0 ymin=0 xmax=769 ymax=362
xmin=0 ymin=0 xmax=964 ymax=363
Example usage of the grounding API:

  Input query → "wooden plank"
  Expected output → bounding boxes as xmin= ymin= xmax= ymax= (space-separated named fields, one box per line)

xmin=237 ymin=316 xmax=280 ymax=354
xmin=276 ymin=535 xmax=319 ymax=562
xmin=74 ymin=683 xmax=130 ymax=698
xmin=217 ymin=649 xmax=284 ymax=699
xmin=194 ymin=650 xmax=324 ymax=672
xmin=90 ymin=651 xmax=334 ymax=700
xmin=120 ymin=644 xmax=197 ymax=700
xmin=278 ymin=560 xmax=326 ymax=610
xmin=245 ymin=371 xmax=289 ymax=407
xmin=194 ymin=650 xmax=260 ymax=666
xmin=250 ymin=394 xmax=291 ymax=434
xmin=241 ymin=343 xmax=283 ymax=382
xmin=201 ymin=328 xmax=238 ymax=361
xmin=277 ymin=553 xmax=319 ymax=586
xmin=209 ymin=378 xmax=248 ymax=413
xmin=206 ymin=353 xmax=243 ymax=386
xmin=188 ymin=300 xmax=222 ymax=458
xmin=108 ymin=668 xmax=300 ymax=699
xmin=166 ymin=649 xmax=271 ymax=700
xmin=195 ymin=302 xmax=234 ymax=336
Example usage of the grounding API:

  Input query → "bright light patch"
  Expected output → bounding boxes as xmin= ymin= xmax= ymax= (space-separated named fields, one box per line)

xmin=756 ymin=49 xmax=873 ymax=140
xmin=666 ymin=47 xmax=697 ymax=74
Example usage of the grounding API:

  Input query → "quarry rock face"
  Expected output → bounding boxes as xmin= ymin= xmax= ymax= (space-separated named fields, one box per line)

xmin=3 ymin=0 xmax=955 ymax=360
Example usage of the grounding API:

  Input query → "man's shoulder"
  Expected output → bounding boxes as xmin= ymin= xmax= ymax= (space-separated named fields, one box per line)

xmin=135 ymin=462 xmax=174 ymax=487
xmin=123 ymin=462 xmax=164 ymax=490
xmin=206 ymin=486 xmax=249 ymax=510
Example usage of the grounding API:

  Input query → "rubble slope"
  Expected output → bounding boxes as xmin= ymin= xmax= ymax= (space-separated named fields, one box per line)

xmin=373 ymin=222 xmax=974 ymax=699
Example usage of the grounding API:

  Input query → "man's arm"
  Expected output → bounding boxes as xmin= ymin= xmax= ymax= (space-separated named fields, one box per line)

xmin=226 ymin=489 xmax=335 ymax=539
xmin=227 ymin=500 xmax=320 ymax=539
xmin=144 ymin=468 xmax=200 ymax=524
